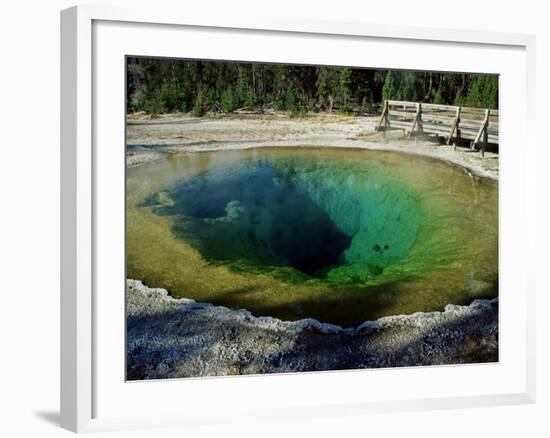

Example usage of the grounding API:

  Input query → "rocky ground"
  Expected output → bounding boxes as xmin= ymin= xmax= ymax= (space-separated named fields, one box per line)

xmin=127 ymin=279 xmax=498 ymax=380
xmin=126 ymin=112 xmax=498 ymax=180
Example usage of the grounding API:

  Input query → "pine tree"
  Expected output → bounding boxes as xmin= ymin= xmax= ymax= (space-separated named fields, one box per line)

xmin=432 ymin=82 xmax=444 ymax=104
xmin=284 ymin=82 xmax=297 ymax=113
xmin=220 ymin=88 xmax=235 ymax=113
xmin=482 ymin=76 xmax=498 ymax=109
xmin=192 ymin=87 xmax=206 ymax=117
xmin=244 ymin=87 xmax=257 ymax=108
xmin=466 ymin=76 xmax=483 ymax=107
xmin=337 ymin=68 xmax=353 ymax=112
xmin=235 ymin=69 xmax=247 ymax=109
xmin=399 ymin=72 xmax=421 ymax=102
xmin=381 ymin=70 xmax=394 ymax=103
xmin=316 ymin=67 xmax=339 ymax=112
xmin=271 ymin=65 xmax=286 ymax=110
xmin=127 ymin=57 xmax=500 ymax=116
xmin=453 ymin=89 xmax=465 ymax=107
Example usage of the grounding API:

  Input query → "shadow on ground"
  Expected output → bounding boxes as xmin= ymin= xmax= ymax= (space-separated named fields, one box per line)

xmin=34 ymin=411 xmax=59 ymax=427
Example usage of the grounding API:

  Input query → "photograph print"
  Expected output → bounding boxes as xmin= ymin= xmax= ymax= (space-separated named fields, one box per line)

xmin=125 ymin=57 xmax=499 ymax=380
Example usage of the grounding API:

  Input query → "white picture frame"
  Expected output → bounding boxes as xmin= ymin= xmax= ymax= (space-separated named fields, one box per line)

xmin=60 ymin=4 xmax=537 ymax=433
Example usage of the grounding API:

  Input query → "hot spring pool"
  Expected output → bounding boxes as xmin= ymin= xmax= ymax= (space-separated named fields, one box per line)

xmin=127 ymin=147 xmax=498 ymax=326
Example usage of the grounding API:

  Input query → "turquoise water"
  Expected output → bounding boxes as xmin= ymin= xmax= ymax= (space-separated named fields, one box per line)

xmin=127 ymin=147 xmax=498 ymax=325
xmin=142 ymin=156 xmax=421 ymax=283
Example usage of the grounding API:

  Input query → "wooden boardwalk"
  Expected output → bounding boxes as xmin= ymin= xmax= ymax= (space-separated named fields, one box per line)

xmin=375 ymin=100 xmax=499 ymax=157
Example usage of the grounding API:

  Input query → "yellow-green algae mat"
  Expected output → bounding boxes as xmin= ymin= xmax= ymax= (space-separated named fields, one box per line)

xmin=126 ymin=147 xmax=498 ymax=327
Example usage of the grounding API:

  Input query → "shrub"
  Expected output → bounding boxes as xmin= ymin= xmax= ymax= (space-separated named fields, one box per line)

xmin=273 ymin=93 xmax=285 ymax=111
xmin=290 ymin=102 xmax=309 ymax=117
xmin=338 ymin=104 xmax=353 ymax=114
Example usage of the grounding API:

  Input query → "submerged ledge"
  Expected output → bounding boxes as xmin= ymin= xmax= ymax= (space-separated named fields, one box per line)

xmin=127 ymin=279 xmax=498 ymax=380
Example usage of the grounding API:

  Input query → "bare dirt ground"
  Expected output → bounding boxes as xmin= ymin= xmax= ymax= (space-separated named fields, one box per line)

xmin=126 ymin=112 xmax=499 ymax=180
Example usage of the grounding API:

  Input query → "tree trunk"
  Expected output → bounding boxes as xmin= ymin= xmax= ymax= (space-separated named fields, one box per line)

xmin=426 ymin=72 xmax=433 ymax=100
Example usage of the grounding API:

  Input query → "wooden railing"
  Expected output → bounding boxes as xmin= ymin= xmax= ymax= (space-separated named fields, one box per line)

xmin=375 ymin=100 xmax=499 ymax=156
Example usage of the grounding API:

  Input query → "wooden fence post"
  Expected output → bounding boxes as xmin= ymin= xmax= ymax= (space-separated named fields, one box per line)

xmin=417 ymin=103 xmax=423 ymax=134
xmin=408 ymin=102 xmax=422 ymax=138
xmin=449 ymin=106 xmax=461 ymax=150
xmin=376 ymin=100 xmax=389 ymax=133
xmin=371 ymin=100 xmax=497 ymax=151
xmin=474 ymin=109 xmax=490 ymax=157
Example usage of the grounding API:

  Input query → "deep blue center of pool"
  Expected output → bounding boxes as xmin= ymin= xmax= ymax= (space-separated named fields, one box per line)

xmin=141 ymin=156 xmax=421 ymax=282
